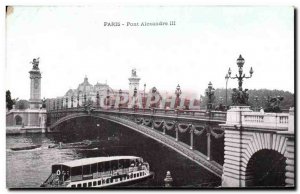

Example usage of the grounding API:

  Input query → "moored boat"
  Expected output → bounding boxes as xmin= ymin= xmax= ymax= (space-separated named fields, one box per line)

xmin=11 ymin=145 xmax=41 ymax=151
xmin=41 ymin=156 xmax=153 ymax=188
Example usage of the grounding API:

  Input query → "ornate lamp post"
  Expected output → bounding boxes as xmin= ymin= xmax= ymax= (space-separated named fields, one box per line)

xmin=254 ymin=96 xmax=259 ymax=111
xmin=228 ymin=55 xmax=253 ymax=91
xmin=225 ymin=73 xmax=229 ymax=109
xmin=106 ymin=88 xmax=110 ymax=107
xmin=175 ymin=84 xmax=182 ymax=109
xmin=118 ymin=89 xmax=122 ymax=109
xmin=227 ymin=55 xmax=253 ymax=105
xmin=205 ymin=81 xmax=215 ymax=111
xmin=143 ymin=83 xmax=146 ymax=109
xmin=133 ymin=87 xmax=137 ymax=109
xmin=77 ymin=94 xmax=79 ymax=108
xmin=96 ymin=91 xmax=100 ymax=108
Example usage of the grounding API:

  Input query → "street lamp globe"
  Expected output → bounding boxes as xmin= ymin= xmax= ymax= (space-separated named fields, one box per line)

xmin=237 ymin=54 xmax=245 ymax=68
xmin=228 ymin=68 xmax=232 ymax=76
xmin=250 ymin=67 xmax=254 ymax=76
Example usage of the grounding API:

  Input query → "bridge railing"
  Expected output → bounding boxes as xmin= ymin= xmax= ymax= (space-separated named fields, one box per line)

xmin=103 ymin=107 xmax=226 ymax=120
xmin=241 ymin=112 xmax=289 ymax=130
xmin=48 ymin=107 xmax=227 ymax=121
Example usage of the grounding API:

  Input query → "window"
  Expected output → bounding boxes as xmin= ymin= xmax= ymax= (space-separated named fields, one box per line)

xmin=71 ymin=166 xmax=82 ymax=177
xmin=77 ymin=184 xmax=82 ymax=188
xmin=93 ymin=181 xmax=96 ymax=186
xmin=106 ymin=179 xmax=110 ymax=184
xmin=91 ymin=163 xmax=97 ymax=174
xmin=137 ymin=173 xmax=139 ymax=177
xmin=102 ymin=179 xmax=105 ymax=184
xmin=83 ymin=183 xmax=87 ymax=188
xmin=98 ymin=180 xmax=101 ymax=185
xmin=71 ymin=185 xmax=76 ymax=188
xmin=134 ymin=174 xmax=136 ymax=178
xmin=83 ymin=165 xmax=91 ymax=175
xmin=15 ymin=115 xmax=22 ymax=126
xmin=140 ymin=172 xmax=142 ymax=176
xmin=88 ymin=182 xmax=92 ymax=187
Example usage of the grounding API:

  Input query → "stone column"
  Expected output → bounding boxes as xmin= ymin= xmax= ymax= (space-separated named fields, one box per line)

xmin=207 ymin=132 xmax=211 ymax=160
xmin=175 ymin=128 xmax=178 ymax=141
xmin=61 ymin=98 xmax=64 ymax=109
xmin=71 ymin=96 xmax=74 ymax=108
xmin=77 ymin=95 xmax=79 ymax=107
xmin=190 ymin=128 xmax=194 ymax=150
xmin=65 ymin=97 xmax=68 ymax=109
xmin=163 ymin=126 xmax=166 ymax=135
xmin=285 ymin=135 xmax=294 ymax=186
xmin=56 ymin=99 xmax=59 ymax=110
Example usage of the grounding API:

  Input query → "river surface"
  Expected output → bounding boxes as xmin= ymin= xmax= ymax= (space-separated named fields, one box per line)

xmin=6 ymin=122 xmax=221 ymax=188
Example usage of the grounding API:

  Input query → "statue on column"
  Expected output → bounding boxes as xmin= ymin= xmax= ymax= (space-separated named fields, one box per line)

xmin=131 ymin=68 xmax=137 ymax=77
xmin=30 ymin=58 xmax=40 ymax=70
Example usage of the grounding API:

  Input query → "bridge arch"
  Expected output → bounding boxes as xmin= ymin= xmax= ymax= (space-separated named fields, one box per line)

xmin=49 ymin=112 xmax=223 ymax=177
xmin=240 ymin=132 xmax=287 ymax=187
xmin=241 ymin=132 xmax=287 ymax=167
xmin=245 ymin=149 xmax=286 ymax=187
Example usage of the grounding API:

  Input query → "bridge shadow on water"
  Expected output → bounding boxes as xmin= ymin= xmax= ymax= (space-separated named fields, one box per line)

xmin=52 ymin=116 xmax=222 ymax=187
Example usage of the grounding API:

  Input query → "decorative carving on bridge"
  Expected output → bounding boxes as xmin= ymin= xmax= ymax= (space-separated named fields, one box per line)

xmin=142 ymin=119 xmax=152 ymax=126
xmin=191 ymin=125 xmax=206 ymax=136
xmin=264 ymin=96 xmax=284 ymax=113
xmin=177 ymin=123 xmax=190 ymax=133
xmin=164 ymin=121 xmax=177 ymax=131
xmin=231 ymin=88 xmax=249 ymax=105
xmin=153 ymin=120 xmax=165 ymax=129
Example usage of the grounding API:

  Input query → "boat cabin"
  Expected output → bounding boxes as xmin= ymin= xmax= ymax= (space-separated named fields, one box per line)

xmin=50 ymin=156 xmax=145 ymax=183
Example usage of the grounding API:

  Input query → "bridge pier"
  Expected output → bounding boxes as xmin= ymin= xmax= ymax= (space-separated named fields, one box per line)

xmin=221 ymin=106 xmax=295 ymax=188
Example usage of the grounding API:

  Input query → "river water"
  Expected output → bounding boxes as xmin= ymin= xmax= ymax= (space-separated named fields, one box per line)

xmin=6 ymin=120 xmax=221 ymax=188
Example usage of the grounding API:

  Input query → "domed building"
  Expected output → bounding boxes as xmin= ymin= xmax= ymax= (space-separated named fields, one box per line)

xmin=63 ymin=76 xmax=115 ymax=107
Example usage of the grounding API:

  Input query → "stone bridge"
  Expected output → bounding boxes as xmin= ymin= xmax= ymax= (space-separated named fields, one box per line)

xmin=46 ymin=106 xmax=295 ymax=187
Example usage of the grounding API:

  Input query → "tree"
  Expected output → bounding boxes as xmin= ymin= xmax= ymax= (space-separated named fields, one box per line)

xmin=6 ymin=90 xmax=14 ymax=110
xmin=15 ymin=100 xmax=29 ymax=109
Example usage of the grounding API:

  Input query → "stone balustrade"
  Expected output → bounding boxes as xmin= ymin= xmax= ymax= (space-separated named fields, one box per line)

xmin=225 ymin=106 xmax=292 ymax=131
xmin=242 ymin=112 xmax=289 ymax=130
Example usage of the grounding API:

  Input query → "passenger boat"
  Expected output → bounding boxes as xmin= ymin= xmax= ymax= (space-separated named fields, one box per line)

xmin=41 ymin=156 xmax=153 ymax=188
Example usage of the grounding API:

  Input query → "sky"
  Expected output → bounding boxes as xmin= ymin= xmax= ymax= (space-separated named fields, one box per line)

xmin=5 ymin=6 xmax=294 ymax=100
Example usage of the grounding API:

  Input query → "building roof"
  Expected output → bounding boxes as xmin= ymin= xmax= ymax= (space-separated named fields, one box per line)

xmin=57 ymin=156 xmax=140 ymax=167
